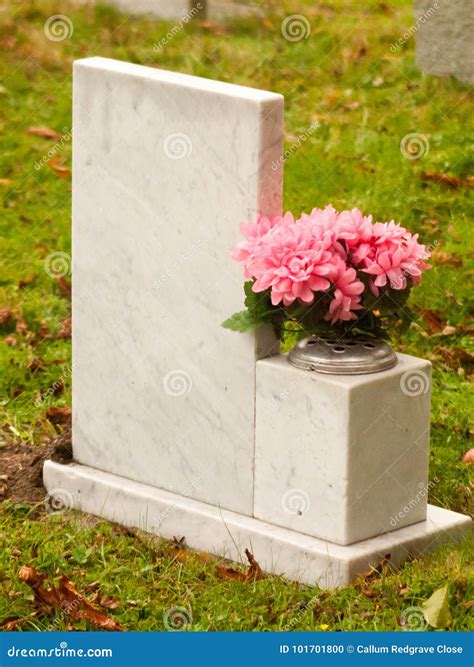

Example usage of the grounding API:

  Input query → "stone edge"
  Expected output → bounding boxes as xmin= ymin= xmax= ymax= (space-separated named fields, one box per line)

xmin=43 ymin=460 xmax=471 ymax=588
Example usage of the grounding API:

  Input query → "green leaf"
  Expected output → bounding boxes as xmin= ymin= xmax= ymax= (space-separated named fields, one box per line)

xmin=222 ymin=282 xmax=275 ymax=334
xmin=221 ymin=310 xmax=258 ymax=333
xmin=422 ymin=585 xmax=452 ymax=628
xmin=243 ymin=281 xmax=273 ymax=320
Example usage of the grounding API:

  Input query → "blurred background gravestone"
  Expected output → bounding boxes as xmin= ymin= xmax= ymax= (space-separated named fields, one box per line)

xmin=414 ymin=0 xmax=474 ymax=84
xmin=78 ymin=0 xmax=263 ymax=21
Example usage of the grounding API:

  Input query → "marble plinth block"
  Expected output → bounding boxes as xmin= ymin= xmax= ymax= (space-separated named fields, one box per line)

xmin=43 ymin=461 xmax=471 ymax=587
xmin=72 ymin=57 xmax=283 ymax=516
xmin=254 ymin=353 xmax=432 ymax=545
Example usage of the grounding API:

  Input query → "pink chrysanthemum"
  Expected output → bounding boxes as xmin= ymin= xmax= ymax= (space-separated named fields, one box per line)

xmin=230 ymin=205 xmax=431 ymax=324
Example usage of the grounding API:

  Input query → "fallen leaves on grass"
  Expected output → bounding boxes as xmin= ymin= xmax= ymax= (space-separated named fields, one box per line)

xmin=18 ymin=566 xmax=123 ymax=630
xmin=432 ymin=251 xmax=463 ymax=267
xmin=27 ymin=356 xmax=45 ymax=373
xmin=462 ymin=449 xmax=474 ymax=464
xmin=27 ymin=126 xmax=62 ymax=140
xmin=46 ymin=406 xmax=71 ymax=425
xmin=172 ymin=548 xmax=212 ymax=565
xmin=18 ymin=273 xmax=37 ymax=288
xmin=419 ymin=310 xmax=464 ymax=337
xmin=56 ymin=276 xmax=71 ymax=298
xmin=421 ymin=171 xmax=474 ymax=189
xmin=421 ymin=309 xmax=445 ymax=334
xmin=15 ymin=313 xmax=29 ymax=336
xmin=0 ymin=307 xmax=11 ymax=325
xmin=216 ymin=549 xmax=264 ymax=582
xmin=56 ymin=316 xmax=72 ymax=338
xmin=0 ymin=611 xmax=40 ymax=630
xmin=422 ymin=585 xmax=452 ymax=628
xmin=48 ymin=158 xmax=71 ymax=178
xmin=4 ymin=335 xmax=17 ymax=346
xmin=95 ymin=594 xmax=121 ymax=610
xmin=359 ymin=554 xmax=392 ymax=581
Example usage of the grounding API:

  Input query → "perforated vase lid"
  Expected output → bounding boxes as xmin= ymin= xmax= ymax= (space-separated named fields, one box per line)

xmin=288 ymin=335 xmax=398 ymax=375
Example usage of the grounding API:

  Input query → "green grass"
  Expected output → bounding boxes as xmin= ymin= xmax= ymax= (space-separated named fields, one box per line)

xmin=0 ymin=0 xmax=473 ymax=631
xmin=1 ymin=507 xmax=473 ymax=631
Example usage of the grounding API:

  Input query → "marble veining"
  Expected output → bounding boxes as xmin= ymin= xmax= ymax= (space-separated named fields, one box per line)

xmin=72 ymin=58 xmax=283 ymax=515
xmin=44 ymin=461 xmax=471 ymax=588
xmin=254 ymin=353 xmax=432 ymax=545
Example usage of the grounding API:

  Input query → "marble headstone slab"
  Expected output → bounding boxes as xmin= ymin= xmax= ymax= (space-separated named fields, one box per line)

xmin=72 ymin=57 xmax=283 ymax=515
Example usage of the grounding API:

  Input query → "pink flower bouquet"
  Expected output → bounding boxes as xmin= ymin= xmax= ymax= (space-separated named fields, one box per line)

xmin=223 ymin=205 xmax=431 ymax=340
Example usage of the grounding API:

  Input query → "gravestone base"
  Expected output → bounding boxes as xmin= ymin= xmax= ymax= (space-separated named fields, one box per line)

xmin=43 ymin=460 xmax=470 ymax=588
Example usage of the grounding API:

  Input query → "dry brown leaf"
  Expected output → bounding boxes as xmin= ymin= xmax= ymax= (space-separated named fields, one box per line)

xmin=58 ymin=577 xmax=123 ymax=630
xmin=27 ymin=356 xmax=45 ymax=373
xmin=432 ymin=252 xmax=463 ymax=267
xmin=56 ymin=276 xmax=71 ymax=298
xmin=421 ymin=309 xmax=446 ymax=334
xmin=15 ymin=314 xmax=29 ymax=336
xmin=0 ymin=307 xmax=11 ymax=325
xmin=18 ymin=274 xmax=37 ymax=288
xmin=216 ymin=549 xmax=264 ymax=582
xmin=421 ymin=171 xmax=474 ymax=189
xmin=19 ymin=566 xmax=60 ymax=607
xmin=36 ymin=320 xmax=50 ymax=341
xmin=56 ymin=316 xmax=72 ymax=339
xmin=359 ymin=554 xmax=391 ymax=581
xmin=48 ymin=158 xmax=71 ymax=178
xmin=0 ymin=178 xmax=12 ymax=185
xmin=0 ymin=612 xmax=39 ymax=630
xmin=4 ymin=335 xmax=17 ymax=347
xmin=361 ymin=585 xmax=376 ymax=598
xmin=46 ymin=406 xmax=72 ymax=425
xmin=462 ymin=449 xmax=474 ymax=464
xmin=27 ymin=126 xmax=62 ymax=140
xmin=440 ymin=325 xmax=457 ymax=336
xmin=19 ymin=566 xmax=123 ymax=631
xmin=216 ymin=564 xmax=248 ymax=582
xmin=98 ymin=595 xmax=120 ymax=610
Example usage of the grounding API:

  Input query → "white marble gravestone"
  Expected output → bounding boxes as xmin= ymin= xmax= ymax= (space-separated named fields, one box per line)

xmin=44 ymin=58 xmax=470 ymax=588
xmin=67 ymin=57 xmax=282 ymax=516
